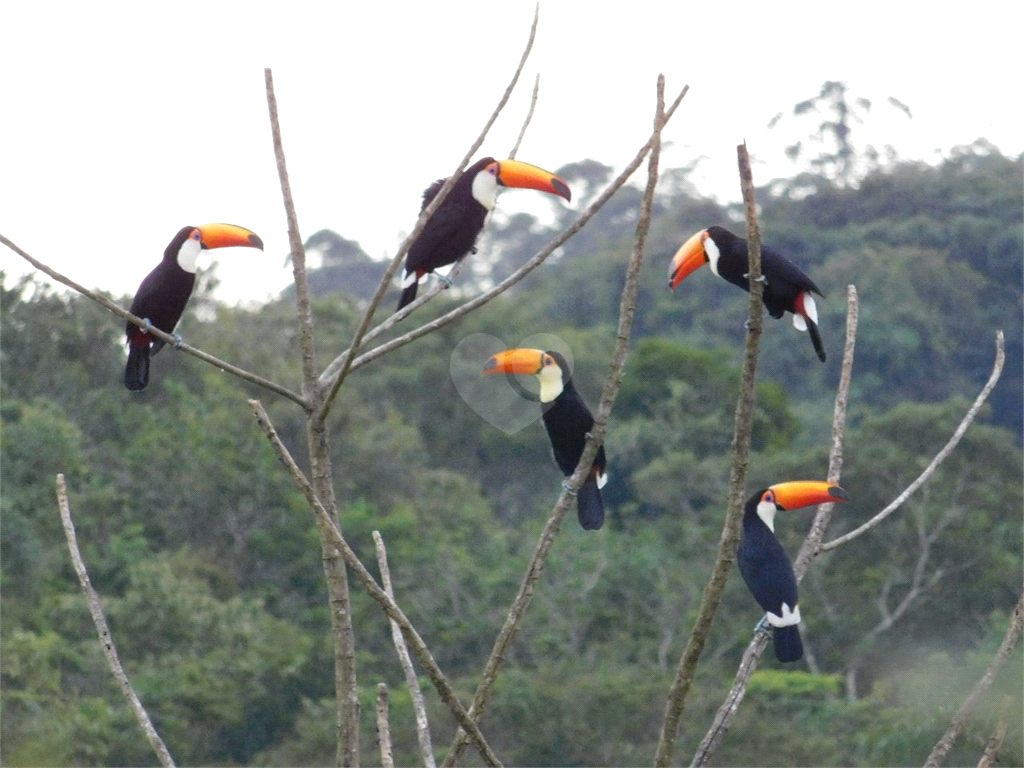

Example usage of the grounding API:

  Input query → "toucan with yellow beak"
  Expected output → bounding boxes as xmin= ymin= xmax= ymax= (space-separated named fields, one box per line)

xmin=739 ymin=480 xmax=849 ymax=662
xmin=482 ymin=348 xmax=607 ymax=530
xmin=124 ymin=223 xmax=264 ymax=390
xmin=397 ymin=157 xmax=571 ymax=310
xmin=669 ymin=226 xmax=827 ymax=361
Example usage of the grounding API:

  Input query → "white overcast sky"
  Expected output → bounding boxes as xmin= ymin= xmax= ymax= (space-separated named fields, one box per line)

xmin=3 ymin=1 xmax=1022 ymax=304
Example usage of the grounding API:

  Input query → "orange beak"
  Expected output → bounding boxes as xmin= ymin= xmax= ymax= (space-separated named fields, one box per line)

xmin=482 ymin=348 xmax=549 ymax=376
xmin=196 ymin=223 xmax=264 ymax=251
xmin=489 ymin=160 xmax=571 ymax=202
xmin=769 ymin=481 xmax=849 ymax=511
xmin=668 ymin=229 xmax=708 ymax=291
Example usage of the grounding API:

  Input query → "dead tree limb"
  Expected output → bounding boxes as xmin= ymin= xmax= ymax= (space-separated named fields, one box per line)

xmin=264 ymin=67 xmax=360 ymax=767
xmin=821 ymin=330 xmax=1005 ymax=553
xmin=442 ymin=73 xmax=670 ymax=768
xmin=976 ymin=695 xmax=1012 ymax=768
xmin=690 ymin=285 xmax=859 ymax=767
xmin=374 ymin=531 xmax=437 ymax=768
xmin=924 ymin=592 xmax=1023 ymax=768
xmin=654 ymin=141 xmax=766 ymax=768
xmin=376 ymin=683 xmax=395 ymax=768
xmin=56 ymin=474 xmax=176 ymax=768
xmin=249 ymin=399 xmax=502 ymax=767
xmin=0 ymin=233 xmax=308 ymax=408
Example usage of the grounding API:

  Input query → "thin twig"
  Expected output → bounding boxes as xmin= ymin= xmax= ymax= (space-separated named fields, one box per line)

xmin=56 ymin=475 xmax=176 ymax=768
xmin=443 ymin=74 xmax=670 ymax=768
xmin=316 ymin=4 xmax=541 ymax=423
xmin=976 ymin=695 xmax=1012 ymax=768
xmin=333 ymin=84 xmax=691 ymax=383
xmin=509 ymin=73 xmax=540 ymax=160
xmin=374 ymin=531 xmax=437 ymax=768
xmin=654 ymin=141 xmax=766 ymax=768
xmin=376 ymin=683 xmax=395 ymax=768
xmin=924 ymin=592 xmax=1024 ymax=767
xmin=0 ymin=233 xmax=309 ymax=408
xmin=821 ymin=330 xmax=1005 ymax=553
xmin=690 ymin=285 xmax=860 ymax=767
xmin=249 ymin=400 xmax=502 ymax=767
xmin=265 ymin=68 xmax=318 ymax=394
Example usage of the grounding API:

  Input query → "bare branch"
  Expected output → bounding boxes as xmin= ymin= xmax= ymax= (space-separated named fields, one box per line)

xmin=976 ymin=695 xmax=1012 ymax=768
xmin=376 ymin=683 xmax=395 ymax=768
xmin=508 ymin=73 xmax=540 ymax=160
xmin=924 ymin=592 xmax=1023 ymax=768
xmin=655 ymin=141 xmax=766 ymax=768
xmin=691 ymin=284 xmax=860 ymax=767
xmin=248 ymin=400 xmax=502 ymax=767
xmin=316 ymin=5 xmax=541 ymax=422
xmin=334 ymin=84 xmax=691 ymax=382
xmin=373 ymin=531 xmax=437 ymax=768
xmin=821 ymin=330 xmax=1005 ymax=553
xmin=0 ymin=233 xmax=309 ymax=409
xmin=56 ymin=475 xmax=176 ymax=768
xmin=443 ymin=75 xmax=671 ymax=768
xmin=265 ymin=68 xmax=318 ymax=393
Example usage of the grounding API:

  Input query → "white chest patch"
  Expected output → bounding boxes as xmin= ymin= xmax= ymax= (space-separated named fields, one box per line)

xmin=176 ymin=238 xmax=202 ymax=274
xmin=756 ymin=499 xmax=777 ymax=532
xmin=766 ymin=602 xmax=801 ymax=627
xmin=704 ymin=236 xmax=722 ymax=276
xmin=471 ymin=170 xmax=499 ymax=211
xmin=537 ymin=365 xmax=564 ymax=403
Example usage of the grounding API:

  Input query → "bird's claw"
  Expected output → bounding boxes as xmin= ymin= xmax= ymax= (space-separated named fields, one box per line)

xmin=436 ymin=273 xmax=454 ymax=288
xmin=743 ymin=272 xmax=768 ymax=284
xmin=753 ymin=615 xmax=770 ymax=634
xmin=561 ymin=479 xmax=578 ymax=497
xmin=172 ymin=333 xmax=184 ymax=349
xmin=141 ymin=317 xmax=153 ymax=333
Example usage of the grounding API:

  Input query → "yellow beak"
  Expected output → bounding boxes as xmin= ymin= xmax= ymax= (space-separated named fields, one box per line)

xmin=668 ymin=229 xmax=708 ymax=291
xmin=482 ymin=348 xmax=548 ymax=376
xmin=196 ymin=223 xmax=264 ymax=250
xmin=489 ymin=159 xmax=571 ymax=201
xmin=769 ymin=481 xmax=849 ymax=511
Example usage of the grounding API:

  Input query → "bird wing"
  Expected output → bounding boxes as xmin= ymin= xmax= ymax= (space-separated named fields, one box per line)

xmin=420 ymin=178 xmax=448 ymax=212
xmin=762 ymin=245 xmax=824 ymax=296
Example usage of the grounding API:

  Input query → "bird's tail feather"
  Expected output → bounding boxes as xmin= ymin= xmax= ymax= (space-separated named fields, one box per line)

xmin=124 ymin=344 xmax=150 ymax=391
xmin=772 ymin=624 xmax=803 ymax=663
xmin=806 ymin=318 xmax=826 ymax=362
xmin=576 ymin=480 xmax=605 ymax=531
xmin=397 ymin=278 xmax=418 ymax=311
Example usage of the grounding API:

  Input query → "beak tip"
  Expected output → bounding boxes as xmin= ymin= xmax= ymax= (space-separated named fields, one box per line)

xmin=482 ymin=358 xmax=497 ymax=374
xmin=829 ymin=485 xmax=849 ymax=501
xmin=250 ymin=234 xmax=265 ymax=250
xmin=553 ymin=179 xmax=572 ymax=202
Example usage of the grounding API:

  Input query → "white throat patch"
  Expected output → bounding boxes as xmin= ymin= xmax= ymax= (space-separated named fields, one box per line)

xmin=471 ymin=169 xmax=499 ymax=211
xmin=538 ymin=364 xmax=564 ymax=403
xmin=756 ymin=499 xmax=777 ymax=532
xmin=704 ymin=235 xmax=722 ymax=276
xmin=176 ymin=237 xmax=202 ymax=274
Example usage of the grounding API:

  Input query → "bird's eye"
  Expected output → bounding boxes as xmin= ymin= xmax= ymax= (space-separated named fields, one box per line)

xmin=488 ymin=164 xmax=499 ymax=176
xmin=191 ymin=230 xmax=201 ymax=241
xmin=763 ymin=491 xmax=774 ymax=504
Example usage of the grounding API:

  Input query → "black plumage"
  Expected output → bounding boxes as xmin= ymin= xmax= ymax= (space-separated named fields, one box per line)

xmin=397 ymin=157 xmax=494 ymax=310
xmin=124 ymin=226 xmax=197 ymax=390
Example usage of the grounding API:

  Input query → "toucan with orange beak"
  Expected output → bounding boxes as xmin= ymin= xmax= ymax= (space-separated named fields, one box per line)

xmin=482 ymin=348 xmax=607 ymax=530
xmin=397 ymin=158 xmax=571 ymax=311
xmin=669 ymin=226 xmax=827 ymax=361
xmin=739 ymin=480 xmax=849 ymax=662
xmin=124 ymin=223 xmax=263 ymax=390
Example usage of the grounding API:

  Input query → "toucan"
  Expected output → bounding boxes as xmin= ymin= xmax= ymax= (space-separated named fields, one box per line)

xmin=482 ymin=348 xmax=607 ymax=530
xmin=738 ymin=480 xmax=849 ymax=662
xmin=124 ymin=223 xmax=263 ymax=390
xmin=669 ymin=226 xmax=827 ymax=362
xmin=397 ymin=157 xmax=571 ymax=311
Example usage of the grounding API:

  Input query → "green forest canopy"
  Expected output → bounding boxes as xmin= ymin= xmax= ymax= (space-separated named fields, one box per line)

xmin=2 ymin=143 xmax=1021 ymax=766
